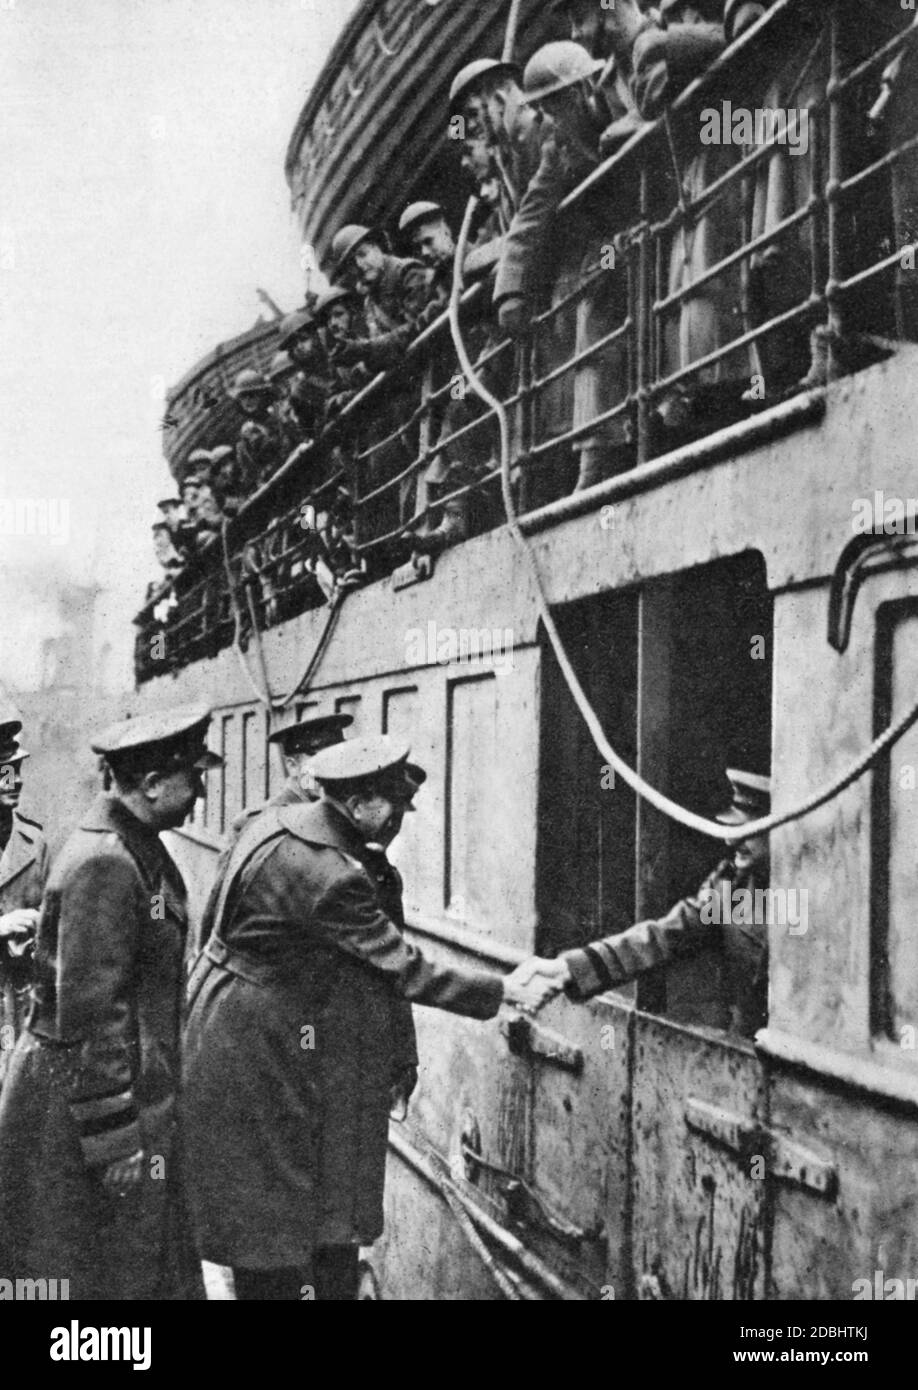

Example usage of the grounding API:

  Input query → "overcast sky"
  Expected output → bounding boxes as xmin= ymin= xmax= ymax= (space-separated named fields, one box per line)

xmin=0 ymin=0 xmax=359 ymax=689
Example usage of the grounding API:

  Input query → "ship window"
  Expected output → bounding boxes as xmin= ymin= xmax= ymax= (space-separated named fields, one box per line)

xmin=241 ymin=708 xmax=267 ymax=813
xmin=872 ymin=600 xmax=918 ymax=1052
xmin=536 ymin=589 xmax=639 ymax=957
xmin=335 ymin=695 xmax=362 ymax=735
xmin=634 ymin=554 xmax=772 ymax=1028
xmin=537 ymin=552 xmax=772 ymax=1032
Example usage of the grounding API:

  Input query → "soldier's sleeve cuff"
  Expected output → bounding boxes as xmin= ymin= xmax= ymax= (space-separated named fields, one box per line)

xmin=563 ymin=947 xmax=613 ymax=1000
xmin=70 ymin=1091 xmax=142 ymax=1168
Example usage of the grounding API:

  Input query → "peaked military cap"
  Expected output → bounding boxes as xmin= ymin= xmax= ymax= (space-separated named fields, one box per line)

xmin=230 ymin=368 xmax=274 ymax=399
xmin=716 ymin=768 xmax=771 ymax=826
xmin=209 ymin=444 xmax=236 ymax=465
xmin=0 ymin=694 xmax=23 ymax=741
xmin=187 ymin=448 xmax=213 ymax=467
xmin=449 ymin=58 xmax=521 ymax=112
xmin=0 ymin=733 xmax=28 ymax=765
xmin=267 ymin=712 xmax=353 ymax=756
xmin=310 ymin=735 xmax=411 ymax=796
xmin=398 ymin=201 xmax=445 ymax=235
xmin=724 ymin=0 xmax=768 ymax=42
xmin=91 ymin=703 xmax=223 ymax=773
xmin=157 ymin=497 xmax=183 ymax=512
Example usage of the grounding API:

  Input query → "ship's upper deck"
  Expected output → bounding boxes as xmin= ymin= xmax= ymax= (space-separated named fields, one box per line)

xmin=138 ymin=0 xmax=918 ymax=685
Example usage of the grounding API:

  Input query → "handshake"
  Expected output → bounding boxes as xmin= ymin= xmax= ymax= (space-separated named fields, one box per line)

xmin=501 ymin=956 xmax=573 ymax=1016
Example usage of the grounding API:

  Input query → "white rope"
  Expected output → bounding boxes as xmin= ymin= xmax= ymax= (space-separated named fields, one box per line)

xmin=448 ymin=195 xmax=918 ymax=843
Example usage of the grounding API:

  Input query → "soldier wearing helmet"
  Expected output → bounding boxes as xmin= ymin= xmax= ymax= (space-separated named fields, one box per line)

xmin=493 ymin=41 xmax=644 ymax=494
xmin=314 ymin=285 xmax=372 ymax=417
xmin=448 ymin=57 xmax=544 ymax=233
xmin=327 ymin=224 xmax=433 ymax=373
xmin=229 ymin=367 xmax=284 ymax=492
xmin=327 ymin=225 xmax=436 ymax=551
xmin=602 ymin=0 xmax=759 ymax=441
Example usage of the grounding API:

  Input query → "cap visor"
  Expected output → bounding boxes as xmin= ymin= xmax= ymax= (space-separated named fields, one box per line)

xmin=194 ymin=751 xmax=224 ymax=770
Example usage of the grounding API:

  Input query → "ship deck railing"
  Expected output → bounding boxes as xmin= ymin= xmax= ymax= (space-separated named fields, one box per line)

xmin=134 ymin=0 xmax=918 ymax=685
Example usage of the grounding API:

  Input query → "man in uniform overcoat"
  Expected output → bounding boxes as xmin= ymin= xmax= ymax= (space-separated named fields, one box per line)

xmin=0 ymin=705 xmax=221 ymax=1299
xmin=0 ymin=726 xmax=49 ymax=1088
xmin=182 ymin=735 xmax=553 ymax=1300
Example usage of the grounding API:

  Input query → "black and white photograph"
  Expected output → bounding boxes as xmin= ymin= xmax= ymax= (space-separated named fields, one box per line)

xmin=1 ymin=0 xmax=917 ymax=1334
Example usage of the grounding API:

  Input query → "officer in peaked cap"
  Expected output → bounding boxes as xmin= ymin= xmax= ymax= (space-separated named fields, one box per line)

xmin=183 ymin=731 xmax=551 ymax=1299
xmin=514 ymin=768 xmax=774 ymax=1040
xmin=228 ymin=712 xmax=354 ymax=841
xmin=0 ymin=695 xmax=23 ymax=742
xmin=0 ymin=703 xmax=221 ymax=1299
xmin=0 ymin=727 xmax=49 ymax=1090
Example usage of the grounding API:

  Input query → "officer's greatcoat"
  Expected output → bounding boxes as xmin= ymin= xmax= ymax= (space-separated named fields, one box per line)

xmin=0 ymin=809 xmax=49 ymax=1087
xmin=182 ymin=798 xmax=502 ymax=1268
xmin=0 ymin=795 xmax=201 ymax=1299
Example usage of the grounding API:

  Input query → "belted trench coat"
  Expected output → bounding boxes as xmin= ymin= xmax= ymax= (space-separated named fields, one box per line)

xmin=182 ymin=798 xmax=502 ymax=1268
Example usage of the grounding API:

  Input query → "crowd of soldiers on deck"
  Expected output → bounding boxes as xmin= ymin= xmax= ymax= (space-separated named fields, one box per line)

xmin=149 ymin=0 xmax=918 ymax=613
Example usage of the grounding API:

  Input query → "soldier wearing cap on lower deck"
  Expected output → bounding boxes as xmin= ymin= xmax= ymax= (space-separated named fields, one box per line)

xmin=0 ymin=704 xmax=222 ymax=1299
xmin=182 ymin=735 xmax=554 ymax=1300
xmin=0 ymin=726 xmax=49 ymax=1090
xmin=207 ymin=444 xmax=246 ymax=517
xmin=516 ymin=769 xmax=772 ymax=1038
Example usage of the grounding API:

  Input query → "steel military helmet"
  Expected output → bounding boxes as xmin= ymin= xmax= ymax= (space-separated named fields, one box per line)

xmin=314 ymin=285 xmax=359 ymax=321
xmin=521 ymin=41 xmax=605 ymax=104
xmin=330 ymin=224 xmax=386 ymax=279
xmin=278 ymin=308 xmax=317 ymax=349
xmin=267 ymin=350 xmax=297 ymax=382
xmin=398 ymin=201 xmax=444 ymax=236
xmin=448 ymin=57 xmax=521 ymax=112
